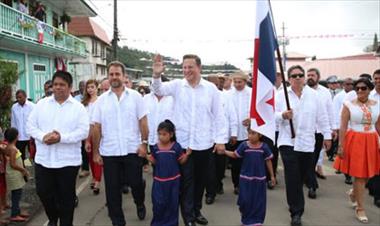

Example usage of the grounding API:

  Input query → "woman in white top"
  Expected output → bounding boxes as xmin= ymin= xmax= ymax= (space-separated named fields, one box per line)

xmin=334 ymin=78 xmax=380 ymax=223
xmin=82 ymin=79 xmax=103 ymax=195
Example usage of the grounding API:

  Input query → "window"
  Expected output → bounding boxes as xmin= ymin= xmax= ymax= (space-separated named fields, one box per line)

xmin=92 ymin=40 xmax=98 ymax=56
xmin=52 ymin=12 xmax=58 ymax=28
xmin=101 ymin=45 xmax=105 ymax=59
xmin=33 ymin=64 xmax=46 ymax=72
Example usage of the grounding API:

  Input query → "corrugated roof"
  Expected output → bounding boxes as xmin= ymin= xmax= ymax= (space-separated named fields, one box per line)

xmin=68 ymin=17 xmax=110 ymax=45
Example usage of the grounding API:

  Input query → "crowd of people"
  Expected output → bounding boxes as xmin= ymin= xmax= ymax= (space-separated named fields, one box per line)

xmin=0 ymin=54 xmax=379 ymax=226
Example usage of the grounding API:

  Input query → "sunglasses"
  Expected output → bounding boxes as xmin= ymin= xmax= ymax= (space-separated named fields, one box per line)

xmin=290 ymin=73 xmax=305 ymax=79
xmin=355 ymin=86 xmax=368 ymax=91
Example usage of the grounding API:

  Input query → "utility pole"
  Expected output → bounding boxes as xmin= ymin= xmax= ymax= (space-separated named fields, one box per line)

xmin=280 ymin=22 xmax=289 ymax=70
xmin=112 ymin=0 xmax=118 ymax=60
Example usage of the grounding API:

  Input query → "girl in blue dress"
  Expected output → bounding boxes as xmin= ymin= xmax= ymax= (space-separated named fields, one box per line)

xmin=147 ymin=120 xmax=191 ymax=226
xmin=223 ymin=128 xmax=275 ymax=226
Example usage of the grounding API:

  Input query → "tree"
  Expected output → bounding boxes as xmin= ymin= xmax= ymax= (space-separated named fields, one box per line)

xmin=363 ymin=33 xmax=379 ymax=52
xmin=0 ymin=57 xmax=18 ymax=129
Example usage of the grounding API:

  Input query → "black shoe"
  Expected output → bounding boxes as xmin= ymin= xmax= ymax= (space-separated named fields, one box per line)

xmin=308 ymin=188 xmax=317 ymax=199
xmin=93 ymin=187 xmax=100 ymax=195
xmin=335 ymin=170 xmax=342 ymax=174
xmin=205 ymin=196 xmax=214 ymax=205
xmin=195 ymin=214 xmax=208 ymax=225
xmin=315 ymin=172 xmax=327 ymax=180
xmin=185 ymin=221 xmax=197 ymax=226
xmin=47 ymin=221 xmax=58 ymax=226
xmin=345 ymin=177 xmax=353 ymax=185
xmin=233 ymin=187 xmax=239 ymax=195
xmin=267 ymin=180 xmax=275 ymax=190
xmin=136 ymin=204 xmax=146 ymax=220
xmin=74 ymin=196 xmax=79 ymax=208
xmin=374 ymin=199 xmax=380 ymax=208
xmin=328 ymin=156 xmax=334 ymax=161
xmin=122 ymin=185 xmax=129 ymax=194
xmin=291 ymin=215 xmax=302 ymax=226
xmin=216 ymin=187 xmax=224 ymax=195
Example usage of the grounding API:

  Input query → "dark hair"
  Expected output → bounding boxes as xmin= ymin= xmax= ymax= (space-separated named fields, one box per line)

xmin=44 ymin=80 xmax=52 ymax=87
xmin=15 ymin=89 xmax=27 ymax=97
xmin=157 ymin=119 xmax=177 ymax=142
xmin=354 ymin=78 xmax=374 ymax=90
xmin=52 ymin=71 xmax=73 ymax=86
xmin=307 ymin=68 xmax=320 ymax=78
xmin=107 ymin=61 xmax=126 ymax=75
xmin=4 ymin=127 xmax=18 ymax=143
xmin=359 ymin=73 xmax=372 ymax=81
xmin=183 ymin=54 xmax=201 ymax=66
xmin=82 ymin=79 xmax=99 ymax=106
xmin=373 ymin=69 xmax=380 ymax=77
xmin=287 ymin=65 xmax=305 ymax=78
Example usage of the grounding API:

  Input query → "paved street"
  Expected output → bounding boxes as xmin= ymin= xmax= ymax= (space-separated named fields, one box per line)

xmin=28 ymin=160 xmax=380 ymax=226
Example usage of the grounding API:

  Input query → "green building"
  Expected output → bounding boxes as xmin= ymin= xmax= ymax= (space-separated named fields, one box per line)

xmin=0 ymin=0 xmax=96 ymax=101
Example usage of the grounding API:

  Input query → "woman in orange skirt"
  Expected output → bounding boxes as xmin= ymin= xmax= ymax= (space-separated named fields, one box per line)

xmin=334 ymin=78 xmax=380 ymax=224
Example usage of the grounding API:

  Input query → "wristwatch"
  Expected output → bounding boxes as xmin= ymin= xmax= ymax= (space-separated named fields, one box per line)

xmin=142 ymin=140 xmax=148 ymax=145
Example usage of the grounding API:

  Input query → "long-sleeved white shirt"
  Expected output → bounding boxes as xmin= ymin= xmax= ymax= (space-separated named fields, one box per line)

xmin=11 ymin=100 xmax=35 ymax=141
xmin=275 ymin=86 xmax=331 ymax=152
xmin=152 ymin=77 xmax=227 ymax=150
xmin=221 ymin=90 xmax=238 ymax=141
xmin=91 ymin=89 xmax=148 ymax=156
xmin=370 ymin=89 xmax=380 ymax=103
xmin=333 ymin=90 xmax=349 ymax=128
xmin=143 ymin=93 xmax=174 ymax=145
xmin=315 ymin=85 xmax=335 ymax=131
xmin=26 ymin=96 xmax=89 ymax=168
xmin=226 ymin=86 xmax=252 ymax=141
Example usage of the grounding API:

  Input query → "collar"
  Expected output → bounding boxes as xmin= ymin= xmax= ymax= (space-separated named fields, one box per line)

xmin=49 ymin=95 xmax=76 ymax=105
xmin=181 ymin=77 xmax=206 ymax=88
xmin=107 ymin=87 xmax=129 ymax=96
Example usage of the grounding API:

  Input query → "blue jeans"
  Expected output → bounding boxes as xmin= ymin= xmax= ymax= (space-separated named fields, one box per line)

xmin=11 ymin=188 xmax=23 ymax=217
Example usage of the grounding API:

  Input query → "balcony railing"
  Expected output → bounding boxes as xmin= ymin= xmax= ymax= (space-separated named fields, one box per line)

xmin=0 ymin=2 xmax=87 ymax=57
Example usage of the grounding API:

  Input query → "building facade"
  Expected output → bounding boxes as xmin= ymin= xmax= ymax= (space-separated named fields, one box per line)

xmin=0 ymin=0 xmax=96 ymax=101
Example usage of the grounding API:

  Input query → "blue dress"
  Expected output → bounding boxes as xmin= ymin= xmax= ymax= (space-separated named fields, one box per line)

xmin=235 ymin=142 xmax=273 ymax=226
xmin=151 ymin=142 xmax=184 ymax=226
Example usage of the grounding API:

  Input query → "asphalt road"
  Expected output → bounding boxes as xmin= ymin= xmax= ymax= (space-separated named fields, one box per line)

xmin=28 ymin=160 xmax=380 ymax=226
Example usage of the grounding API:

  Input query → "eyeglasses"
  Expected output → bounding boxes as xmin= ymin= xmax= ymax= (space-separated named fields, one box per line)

xmin=344 ymin=83 xmax=354 ymax=86
xmin=290 ymin=73 xmax=305 ymax=79
xmin=355 ymin=86 xmax=368 ymax=91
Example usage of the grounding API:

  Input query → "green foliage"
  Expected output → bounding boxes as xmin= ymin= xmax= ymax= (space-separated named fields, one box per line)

xmin=0 ymin=58 xmax=18 ymax=129
xmin=116 ymin=46 xmax=239 ymax=76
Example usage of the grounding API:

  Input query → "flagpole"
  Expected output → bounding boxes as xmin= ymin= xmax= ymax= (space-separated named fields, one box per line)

xmin=268 ymin=0 xmax=295 ymax=138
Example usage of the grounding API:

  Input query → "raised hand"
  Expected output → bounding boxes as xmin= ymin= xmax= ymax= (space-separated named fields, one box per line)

xmin=152 ymin=54 xmax=165 ymax=78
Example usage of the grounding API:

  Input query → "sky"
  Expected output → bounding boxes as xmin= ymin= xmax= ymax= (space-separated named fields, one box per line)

xmin=89 ymin=0 xmax=380 ymax=70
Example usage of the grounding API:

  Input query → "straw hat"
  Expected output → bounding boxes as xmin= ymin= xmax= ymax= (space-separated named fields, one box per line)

xmin=231 ymin=71 xmax=249 ymax=81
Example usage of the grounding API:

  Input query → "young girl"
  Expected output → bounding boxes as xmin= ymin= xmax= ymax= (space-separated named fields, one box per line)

xmin=223 ymin=128 xmax=275 ymax=226
xmin=4 ymin=128 xmax=29 ymax=222
xmin=147 ymin=120 xmax=191 ymax=226
xmin=82 ymin=79 xmax=103 ymax=195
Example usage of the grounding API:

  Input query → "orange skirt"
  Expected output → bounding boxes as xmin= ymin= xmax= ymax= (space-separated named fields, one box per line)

xmin=334 ymin=130 xmax=380 ymax=178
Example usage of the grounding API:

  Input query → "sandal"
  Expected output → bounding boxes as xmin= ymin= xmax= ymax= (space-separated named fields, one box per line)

xmin=346 ymin=189 xmax=357 ymax=208
xmin=355 ymin=207 xmax=368 ymax=223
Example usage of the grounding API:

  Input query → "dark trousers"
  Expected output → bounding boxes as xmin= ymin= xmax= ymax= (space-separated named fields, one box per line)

xmin=16 ymin=140 xmax=29 ymax=161
xmin=326 ymin=138 xmax=338 ymax=159
xmin=11 ymin=189 xmax=22 ymax=217
xmin=35 ymin=164 xmax=80 ymax=226
xmin=263 ymin=133 xmax=279 ymax=179
xmin=205 ymin=150 xmax=226 ymax=198
xmin=180 ymin=148 xmax=212 ymax=223
xmin=80 ymin=141 xmax=89 ymax=171
xmin=280 ymin=146 xmax=314 ymax=217
xmin=368 ymin=175 xmax=380 ymax=200
xmin=102 ymin=154 xmax=145 ymax=226
xmin=230 ymin=140 xmax=244 ymax=188
xmin=306 ymin=133 xmax=324 ymax=190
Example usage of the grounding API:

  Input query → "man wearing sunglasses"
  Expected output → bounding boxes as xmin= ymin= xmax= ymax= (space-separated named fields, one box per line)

xmin=305 ymin=68 xmax=335 ymax=199
xmin=275 ymin=65 xmax=331 ymax=226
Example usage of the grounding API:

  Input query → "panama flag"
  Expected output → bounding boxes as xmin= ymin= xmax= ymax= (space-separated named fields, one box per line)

xmin=250 ymin=0 xmax=277 ymax=142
